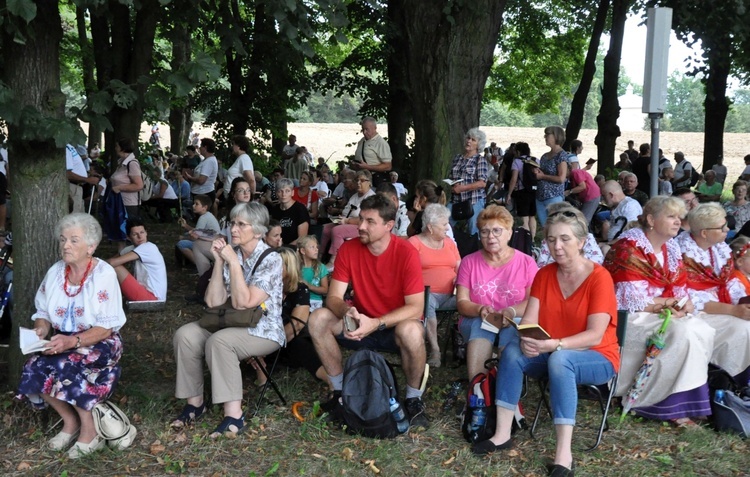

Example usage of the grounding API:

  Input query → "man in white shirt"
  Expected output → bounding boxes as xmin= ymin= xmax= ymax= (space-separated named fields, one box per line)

xmin=282 ymin=134 xmax=298 ymax=161
xmin=390 ymin=171 xmax=408 ymax=198
xmin=107 ymin=218 xmax=167 ymax=302
xmin=66 ymin=144 xmax=99 ymax=213
xmin=600 ymin=180 xmax=642 ymax=244
xmin=711 ymin=155 xmax=727 ymax=185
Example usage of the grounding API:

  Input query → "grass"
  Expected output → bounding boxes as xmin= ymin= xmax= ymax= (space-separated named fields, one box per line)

xmin=0 ymin=219 xmax=748 ymax=476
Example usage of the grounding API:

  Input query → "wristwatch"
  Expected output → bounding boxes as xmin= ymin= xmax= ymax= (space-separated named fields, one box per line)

xmin=555 ymin=339 xmax=563 ymax=352
xmin=377 ymin=318 xmax=387 ymax=331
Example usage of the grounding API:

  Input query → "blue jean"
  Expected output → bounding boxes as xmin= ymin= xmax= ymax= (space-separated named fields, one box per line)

xmin=448 ymin=198 xmax=485 ymax=236
xmin=176 ymin=239 xmax=194 ymax=250
xmin=495 ymin=340 xmax=615 ymax=425
xmin=536 ymin=196 xmax=564 ymax=226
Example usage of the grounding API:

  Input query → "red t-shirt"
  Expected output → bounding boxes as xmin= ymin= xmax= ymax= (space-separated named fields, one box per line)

xmin=292 ymin=188 xmax=319 ymax=209
xmin=333 ymin=236 xmax=424 ymax=320
xmin=530 ymin=263 xmax=619 ymax=370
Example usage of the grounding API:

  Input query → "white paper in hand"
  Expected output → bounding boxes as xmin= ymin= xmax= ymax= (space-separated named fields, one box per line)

xmin=20 ymin=327 xmax=50 ymax=355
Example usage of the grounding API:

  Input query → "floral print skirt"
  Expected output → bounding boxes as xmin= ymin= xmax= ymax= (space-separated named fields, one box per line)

xmin=17 ymin=332 xmax=123 ymax=411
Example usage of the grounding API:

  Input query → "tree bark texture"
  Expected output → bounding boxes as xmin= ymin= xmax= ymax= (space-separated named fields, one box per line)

xmin=169 ymin=19 xmax=193 ymax=152
xmin=1 ymin=0 xmax=68 ymax=382
xmin=76 ymin=6 xmax=102 ymax=148
xmin=398 ymin=0 xmax=506 ymax=183
xmin=595 ymin=0 xmax=629 ymax=174
xmin=90 ymin=0 xmax=160 ymax=165
xmin=701 ymin=38 xmax=732 ymax=173
xmin=565 ymin=0 xmax=610 ymax=151
xmin=385 ymin=0 xmax=411 ymax=176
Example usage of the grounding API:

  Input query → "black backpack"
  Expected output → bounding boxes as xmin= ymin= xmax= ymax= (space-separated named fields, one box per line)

xmin=341 ymin=349 xmax=400 ymax=439
xmin=689 ymin=163 xmax=701 ymax=187
xmin=510 ymin=226 xmax=533 ymax=257
xmin=521 ymin=156 xmax=539 ymax=191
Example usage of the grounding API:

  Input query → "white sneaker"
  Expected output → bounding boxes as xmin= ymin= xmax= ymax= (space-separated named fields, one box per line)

xmin=67 ymin=435 xmax=105 ymax=459
xmin=49 ymin=429 xmax=80 ymax=451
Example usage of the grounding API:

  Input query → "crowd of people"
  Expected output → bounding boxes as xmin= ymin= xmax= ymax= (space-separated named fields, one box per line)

xmin=14 ymin=121 xmax=750 ymax=476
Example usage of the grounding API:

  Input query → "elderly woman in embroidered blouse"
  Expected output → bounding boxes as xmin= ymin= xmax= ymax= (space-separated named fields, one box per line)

xmin=534 ymin=126 xmax=569 ymax=226
xmin=17 ymin=213 xmax=126 ymax=459
xmin=604 ymin=196 xmax=717 ymax=426
xmin=171 ymin=202 xmax=284 ymax=438
xmin=676 ymin=203 xmax=750 ymax=388
xmin=447 ymin=128 xmax=490 ymax=236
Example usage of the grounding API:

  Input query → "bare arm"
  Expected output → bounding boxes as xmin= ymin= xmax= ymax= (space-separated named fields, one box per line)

xmin=242 ymin=170 xmax=257 ymax=195
xmin=107 ymin=251 xmax=139 ymax=268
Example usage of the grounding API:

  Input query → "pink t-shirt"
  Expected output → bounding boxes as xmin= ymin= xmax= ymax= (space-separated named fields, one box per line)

xmin=408 ymin=236 xmax=461 ymax=294
xmin=456 ymin=249 xmax=538 ymax=313
xmin=570 ymin=169 xmax=600 ymax=202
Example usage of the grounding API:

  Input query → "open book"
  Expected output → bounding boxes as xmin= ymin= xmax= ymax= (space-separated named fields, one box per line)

xmin=504 ymin=316 xmax=551 ymax=340
xmin=20 ymin=327 xmax=50 ymax=355
xmin=442 ymin=178 xmax=464 ymax=186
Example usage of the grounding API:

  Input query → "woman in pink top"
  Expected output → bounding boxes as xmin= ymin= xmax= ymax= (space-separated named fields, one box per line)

xmin=455 ymin=206 xmax=538 ymax=382
xmin=408 ymin=204 xmax=460 ymax=368
xmin=565 ymin=163 xmax=600 ymax=225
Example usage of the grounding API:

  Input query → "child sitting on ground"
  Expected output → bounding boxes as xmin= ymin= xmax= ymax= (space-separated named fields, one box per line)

xmin=297 ymin=235 xmax=329 ymax=311
xmin=175 ymin=194 xmax=220 ymax=267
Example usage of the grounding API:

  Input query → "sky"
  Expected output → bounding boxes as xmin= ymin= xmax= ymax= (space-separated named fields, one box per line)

xmin=613 ymin=12 xmax=702 ymax=86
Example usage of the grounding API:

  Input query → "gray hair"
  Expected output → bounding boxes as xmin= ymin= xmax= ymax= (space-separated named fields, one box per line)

xmin=361 ymin=116 xmax=377 ymax=127
xmin=545 ymin=208 xmax=589 ymax=243
xmin=465 ymin=128 xmax=487 ymax=153
xmin=56 ymin=213 xmax=102 ymax=247
xmin=230 ymin=202 xmax=270 ymax=236
xmin=421 ymin=204 xmax=450 ymax=232
xmin=276 ymin=178 xmax=294 ymax=191
xmin=688 ymin=202 xmax=726 ymax=232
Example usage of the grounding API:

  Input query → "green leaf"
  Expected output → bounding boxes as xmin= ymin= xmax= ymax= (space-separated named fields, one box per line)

xmin=167 ymin=72 xmax=194 ymax=97
xmin=109 ymin=79 xmax=137 ymax=109
xmin=88 ymin=91 xmax=114 ymax=115
xmin=7 ymin=0 xmax=37 ymax=23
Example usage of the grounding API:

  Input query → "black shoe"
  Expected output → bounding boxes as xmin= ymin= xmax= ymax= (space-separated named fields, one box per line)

xmin=320 ymin=391 xmax=343 ymax=422
xmin=404 ymin=397 xmax=430 ymax=430
xmin=548 ymin=463 xmax=575 ymax=477
xmin=471 ymin=437 xmax=513 ymax=456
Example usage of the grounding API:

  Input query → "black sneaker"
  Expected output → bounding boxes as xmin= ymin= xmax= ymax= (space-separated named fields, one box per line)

xmin=405 ymin=397 xmax=430 ymax=430
xmin=184 ymin=293 xmax=206 ymax=306
xmin=320 ymin=391 xmax=343 ymax=422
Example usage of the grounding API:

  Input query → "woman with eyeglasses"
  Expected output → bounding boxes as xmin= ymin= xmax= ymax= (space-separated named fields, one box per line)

xmin=320 ymin=170 xmax=375 ymax=270
xmin=171 ymin=202 xmax=284 ymax=437
xmin=455 ymin=205 xmax=537 ymax=383
xmin=473 ymin=208 xmax=619 ymax=477
xmin=536 ymin=203 xmax=603 ymax=267
xmin=676 ymin=203 xmax=750 ymax=397
xmin=604 ymin=196 xmax=714 ymax=427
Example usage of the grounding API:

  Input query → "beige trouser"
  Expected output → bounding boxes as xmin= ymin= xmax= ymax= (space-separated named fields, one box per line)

xmin=69 ymin=183 xmax=84 ymax=213
xmin=173 ymin=321 xmax=281 ymax=404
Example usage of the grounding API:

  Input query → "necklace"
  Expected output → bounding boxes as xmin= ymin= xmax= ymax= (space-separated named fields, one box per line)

xmin=64 ymin=258 xmax=94 ymax=298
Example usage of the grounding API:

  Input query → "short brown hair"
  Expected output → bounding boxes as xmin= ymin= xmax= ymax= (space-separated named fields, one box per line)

xmin=476 ymin=205 xmax=513 ymax=231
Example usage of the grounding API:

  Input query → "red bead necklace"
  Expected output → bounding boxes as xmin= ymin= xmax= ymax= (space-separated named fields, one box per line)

xmin=64 ymin=258 xmax=94 ymax=298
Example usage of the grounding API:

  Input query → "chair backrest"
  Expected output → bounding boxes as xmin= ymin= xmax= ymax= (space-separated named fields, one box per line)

xmin=615 ymin=310 xmax=628 ymax=351
xmin=423 ymin=286 xmax=430 ymax=328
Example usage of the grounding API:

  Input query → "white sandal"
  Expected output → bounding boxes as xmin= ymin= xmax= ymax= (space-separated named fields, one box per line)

xmin=67 ymin=435 xmax=105 ymax=459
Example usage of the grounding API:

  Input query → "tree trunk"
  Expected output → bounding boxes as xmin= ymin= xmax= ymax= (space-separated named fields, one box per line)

xmin=76 ymin=6 xmax=102 ymax=148
xmin=565 ymin=0 xmax=610 ymax=151
xmin=595 ymin=0 xmax=629 ymax=174
xmin=169 ymin=20 xmax=192 ymax=153
xmin=399 ymin=1 xmax=507 ymax=183
xmin=701 ymin=40 xmax=732 ymax=173
xmin=1 ymin=0 xmax=68 ymax=383
xmin=385 ymin=0 xmax=411 ymax=177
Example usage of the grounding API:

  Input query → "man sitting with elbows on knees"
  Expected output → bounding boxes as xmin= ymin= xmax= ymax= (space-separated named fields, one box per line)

xmin=107 ymin=218 xmax=167 ymax=302
xmin=308 ymin=194 xmax=429 ymax=428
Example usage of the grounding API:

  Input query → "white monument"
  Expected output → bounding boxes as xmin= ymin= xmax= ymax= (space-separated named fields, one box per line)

xmin=618 ymin=85 xmax=646 ymax=131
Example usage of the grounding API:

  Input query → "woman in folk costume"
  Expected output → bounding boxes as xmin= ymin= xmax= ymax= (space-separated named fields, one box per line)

xmin=728 ymin=236 xmax=750 ymax=300
xmin=605 ymin=196 xmax=714 ymax=426
xmin=676 ymin=203 xmax=750 ymax=403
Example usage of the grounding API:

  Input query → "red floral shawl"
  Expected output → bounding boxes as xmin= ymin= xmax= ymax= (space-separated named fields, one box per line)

xmin=682 ymin=249 xmax=734 ymax=304
xmin=604 ymin=236 xmax=685 ymax=297
xmin=730 ymin=269 xmax=750 ymax=296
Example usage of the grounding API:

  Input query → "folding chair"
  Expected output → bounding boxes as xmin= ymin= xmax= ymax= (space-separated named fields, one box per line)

xmin=424 ymin=286 xmax=460 ymax=364
xmin=245 ymin=352 xmax=287 ymax=419
xmin=529 ymin=310 xmax=628 ymax=451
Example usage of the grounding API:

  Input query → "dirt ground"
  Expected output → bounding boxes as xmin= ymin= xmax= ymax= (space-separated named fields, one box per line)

xmin=146 ymin=122 xmax=750 ymax=181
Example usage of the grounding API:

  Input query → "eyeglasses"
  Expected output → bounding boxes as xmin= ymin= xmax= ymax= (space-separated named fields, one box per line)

xmin=704 ymin=222 xmax=728 ymax=231
xmin=548 ymin=210 xmax=577 ymax=219
xmin=235 ymin=188 xmax=251 ymax=194
xmin=229 ymin=221 xmax=252 ymax=230
xmin=357 ymin=179 xmax=370 ymax=183
xmin=479 ymin=227 xmax=505 ymax=238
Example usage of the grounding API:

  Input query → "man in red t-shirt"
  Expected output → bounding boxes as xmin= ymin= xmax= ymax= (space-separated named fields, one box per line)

xmin=309 ymin=194 xmax=428 ymax=428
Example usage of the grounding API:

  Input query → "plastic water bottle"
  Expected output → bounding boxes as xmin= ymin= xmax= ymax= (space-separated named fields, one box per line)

xmin=442 ymin=380 xmax=463 ymax=412
xmin=389 ymin=398 xmax=409 ymax=434
xmin=471 ymin=398 xmax=487 ymax=430
xmin=714 ymin=390 xmax=725 ymax=404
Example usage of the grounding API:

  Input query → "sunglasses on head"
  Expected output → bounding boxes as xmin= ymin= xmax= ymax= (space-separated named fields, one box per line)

xmin=548 ymin=210 xmax=577 ymax=219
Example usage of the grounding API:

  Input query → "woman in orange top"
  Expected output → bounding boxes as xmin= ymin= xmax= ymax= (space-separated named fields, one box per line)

xmin=472 ymin=209 xmax=619 ymax=477
xmin=728 ymin=236 xmax=750 ymax=298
